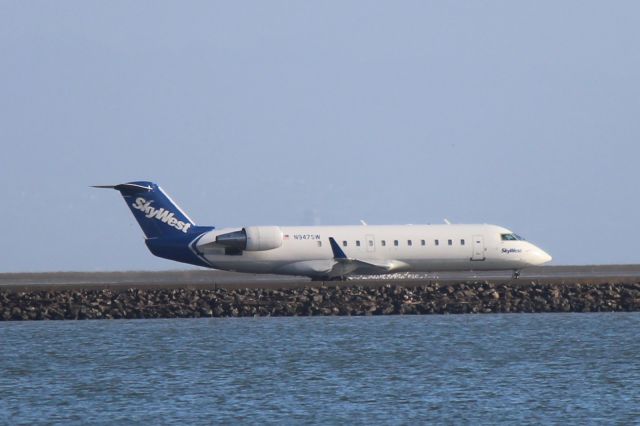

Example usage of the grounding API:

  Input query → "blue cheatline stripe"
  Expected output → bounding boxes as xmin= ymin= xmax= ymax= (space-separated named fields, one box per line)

xmin=189 ymin=232 xmax=216 ymax=268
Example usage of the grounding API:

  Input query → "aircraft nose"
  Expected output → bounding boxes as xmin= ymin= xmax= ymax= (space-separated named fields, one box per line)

xmin=528 ymin=248 xmax=552 ymax=265
xmin=540 ymin=251 xmax=552 ymax=264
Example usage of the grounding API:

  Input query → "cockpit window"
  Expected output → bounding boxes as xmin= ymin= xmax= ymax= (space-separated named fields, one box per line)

xmin=501 ymin=233 xmax=525 ymax=241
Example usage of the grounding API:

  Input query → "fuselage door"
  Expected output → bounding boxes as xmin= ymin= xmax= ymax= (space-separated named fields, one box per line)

xmin=365 ymin=234 xmax=375 ymax=253
xmin=471 ymin=235 xmax=485 ymax=261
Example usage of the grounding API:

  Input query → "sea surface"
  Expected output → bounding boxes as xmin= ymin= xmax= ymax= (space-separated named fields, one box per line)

xmin=0 ymin=313 xmax=639 ymax=425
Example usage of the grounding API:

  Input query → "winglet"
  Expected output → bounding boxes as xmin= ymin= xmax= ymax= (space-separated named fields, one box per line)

xmin=328 ymin=237 xmax=348 ymax=259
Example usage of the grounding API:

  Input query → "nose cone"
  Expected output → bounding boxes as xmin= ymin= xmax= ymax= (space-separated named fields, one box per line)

xmin=540 ymin=251 xmax=552 ymax=264
xmin=528 ymin=248 xmax=552 ymax=265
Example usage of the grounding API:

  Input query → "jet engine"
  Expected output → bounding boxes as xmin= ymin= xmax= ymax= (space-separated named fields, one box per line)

xmin=215 ymin=226 xmax=283 ymax=251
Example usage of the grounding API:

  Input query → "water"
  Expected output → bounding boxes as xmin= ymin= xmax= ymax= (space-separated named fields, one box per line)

xmin=1 ymin=314 xmax=639 ymax=425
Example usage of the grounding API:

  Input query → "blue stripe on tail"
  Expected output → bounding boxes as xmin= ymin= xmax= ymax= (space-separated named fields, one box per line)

xmin=113 ymin=181 xmax=196 ymax=239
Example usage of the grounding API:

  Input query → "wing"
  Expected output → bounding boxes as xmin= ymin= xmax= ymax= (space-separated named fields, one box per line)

xmin=328 ymin=237 xmax=407 ymax=276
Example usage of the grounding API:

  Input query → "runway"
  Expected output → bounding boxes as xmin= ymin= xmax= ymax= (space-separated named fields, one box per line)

xmin=1 ymin=265 xmax=640 ymax=292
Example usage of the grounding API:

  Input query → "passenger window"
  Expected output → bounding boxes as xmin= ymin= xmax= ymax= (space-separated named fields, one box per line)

xmin=394 ymin=240 xmax=399 ymax=246
xmin=407 ymin=240 xmax=412 ymax=246
xmin=381 ymin=240 xmax=386 ymax=247
xmin=342 ymin=241 xmax=348 ymax=247
xmin=356 ymin=240 xmax=361 ymax=247
xmin=368 ymin=240 xmax=374 ymax=247
xmin=435 ymin=239 xmax=439 ymax=246
xmin=460 ymin=239 xmax=465 ymax=246
xmin=421 ymin=239 xmax=426 ymax=246
xmin=448 ymin=239 xmax=453 ymax=246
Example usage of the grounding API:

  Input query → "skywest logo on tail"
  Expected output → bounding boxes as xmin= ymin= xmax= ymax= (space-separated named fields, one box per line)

xmin=131 ymin=197 xmax=191 ymax=233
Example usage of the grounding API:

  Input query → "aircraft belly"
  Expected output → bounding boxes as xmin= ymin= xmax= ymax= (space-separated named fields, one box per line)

xmin=275 ymin=260 xmax=336 ymax=276
xmin=202 ymin=249 xmax=530 ymax=276
xmin=404 ymin=258 xmax=526 ymax=272
xmin=203 ymin=257 xmax=290 ymax=274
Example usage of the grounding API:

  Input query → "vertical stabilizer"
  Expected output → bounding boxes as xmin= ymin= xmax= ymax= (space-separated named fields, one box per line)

xmin=93 ymin=181 xmax=195 ymax=238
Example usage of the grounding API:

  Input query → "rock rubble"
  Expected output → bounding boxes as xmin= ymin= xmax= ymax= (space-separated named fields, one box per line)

xmin=1 ymin=282 xmax=639 ymax=320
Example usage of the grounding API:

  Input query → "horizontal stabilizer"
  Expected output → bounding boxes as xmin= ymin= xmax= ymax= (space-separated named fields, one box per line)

xmin=92 ymin=183 xmax=152 ymax=193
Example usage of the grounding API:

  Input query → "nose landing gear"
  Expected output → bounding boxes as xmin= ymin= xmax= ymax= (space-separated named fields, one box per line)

xmin=512 ymin=270 xmax=521 ymax=280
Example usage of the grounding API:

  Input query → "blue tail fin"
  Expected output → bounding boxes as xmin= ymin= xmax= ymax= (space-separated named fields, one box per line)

xmin=94 ymin=181 xmax=196 ymax=238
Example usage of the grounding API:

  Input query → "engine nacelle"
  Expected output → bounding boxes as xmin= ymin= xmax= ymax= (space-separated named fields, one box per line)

xmin=245 ymin=226 xmax=283 ymax=251
xmin=215 ymin=226 xmax=283 ymax=251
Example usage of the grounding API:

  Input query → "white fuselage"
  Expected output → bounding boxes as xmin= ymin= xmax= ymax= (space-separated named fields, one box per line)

xmin=192 ymin=224 xmax=552 ymax=279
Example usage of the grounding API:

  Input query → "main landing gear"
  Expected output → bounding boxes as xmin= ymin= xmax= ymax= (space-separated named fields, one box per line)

xmin=512 ymin=270 xmax=521 ymax=280
xmin=329 ymin=276 xmax=346 ymax=282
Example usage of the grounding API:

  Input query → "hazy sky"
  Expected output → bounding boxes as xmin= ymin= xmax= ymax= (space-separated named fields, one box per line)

xmin=1 ymin=1 xmax=639 ymax=271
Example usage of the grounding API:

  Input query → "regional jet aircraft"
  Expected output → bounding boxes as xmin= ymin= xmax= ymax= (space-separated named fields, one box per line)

xmin=94 ymin=182 xmax=552 ymax=280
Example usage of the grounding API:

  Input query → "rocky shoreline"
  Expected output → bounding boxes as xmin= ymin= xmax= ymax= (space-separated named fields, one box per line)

xmin=1 ymin=282 xmax=640 ymax=320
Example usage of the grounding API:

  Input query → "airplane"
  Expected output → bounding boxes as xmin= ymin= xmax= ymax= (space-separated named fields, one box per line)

xmin=94 ymin=181 xmax=552 ymax=280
